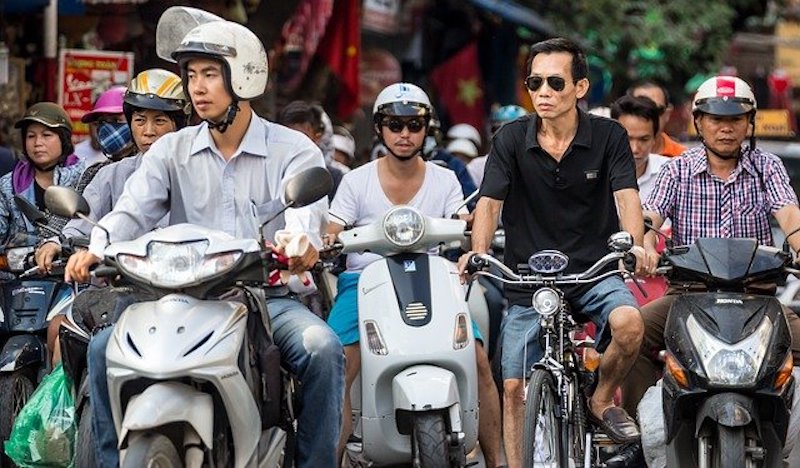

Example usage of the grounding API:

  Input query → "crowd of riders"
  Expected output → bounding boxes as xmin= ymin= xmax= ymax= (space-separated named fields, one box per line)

xmin=2 ymin=7 xmax=800 ymax=468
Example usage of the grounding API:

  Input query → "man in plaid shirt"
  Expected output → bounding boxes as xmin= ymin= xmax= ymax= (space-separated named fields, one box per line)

xmin=610 ymin=76 xmax=800 ymax=466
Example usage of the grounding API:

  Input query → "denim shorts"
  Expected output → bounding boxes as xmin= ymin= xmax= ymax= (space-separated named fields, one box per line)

xmin=499 ymin=275 xmax=638 ymax=380
xmin=327 ymin=271 xmax=484 ymax=346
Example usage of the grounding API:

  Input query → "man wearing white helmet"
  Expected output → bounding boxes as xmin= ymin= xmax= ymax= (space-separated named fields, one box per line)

xmin=331 ymin=128 xmax=355 ymax=173
xmin=325 ymin=82 xmax=503 ymax=467
xmin=610 ymin=75 xmax=800 ymax=467
xmin=65 ymin=14 xmax=344 ymax=468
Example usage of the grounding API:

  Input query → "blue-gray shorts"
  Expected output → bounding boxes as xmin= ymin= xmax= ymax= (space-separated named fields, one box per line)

xmin=499 ymin=275 xmax=638 ymax=380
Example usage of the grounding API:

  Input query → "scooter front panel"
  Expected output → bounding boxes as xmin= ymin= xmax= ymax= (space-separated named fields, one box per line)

xmin=358 ymin=257 xmax=479 ymax=464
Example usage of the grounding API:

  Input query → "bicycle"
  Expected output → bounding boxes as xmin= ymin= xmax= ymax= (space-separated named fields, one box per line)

xmin=467 ymin=232 xmax=640 ymax=468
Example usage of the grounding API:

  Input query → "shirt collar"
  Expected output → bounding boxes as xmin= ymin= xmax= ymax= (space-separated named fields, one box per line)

xmin=189 ymin=110 xmax=269 ymax=158
xmin=689 ymin=144 xmax=757 ymax=178
xmin=526 ymin=107 xmax=592 ymax=150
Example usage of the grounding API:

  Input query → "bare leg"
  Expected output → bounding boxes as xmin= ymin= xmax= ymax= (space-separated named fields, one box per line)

xmin=476 ymin=342 xmax=503 ymax=467
xmin=590 ymin=306 xmax=643 ymax=419
xmin=47 ymin=315 xmax=67 ymax=367
xmin=503 ymin=378 xmax=525 ymax=468
xmin=336 ymin=344 xmax=361 ymax=466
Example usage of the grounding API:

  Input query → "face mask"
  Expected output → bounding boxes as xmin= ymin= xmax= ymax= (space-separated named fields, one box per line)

xmin=98 ymin=122 xmax=133 ymax=157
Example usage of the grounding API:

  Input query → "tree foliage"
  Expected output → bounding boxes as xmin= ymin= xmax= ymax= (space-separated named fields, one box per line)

xmin=526 ymin=0 xmax=764 ymax=100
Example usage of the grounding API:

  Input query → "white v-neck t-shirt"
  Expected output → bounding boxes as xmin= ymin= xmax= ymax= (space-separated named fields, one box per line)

xmin=330 ymin=159 xmax=464 ymax=272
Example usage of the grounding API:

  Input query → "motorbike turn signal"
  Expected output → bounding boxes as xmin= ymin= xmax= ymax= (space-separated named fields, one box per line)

xmin=774 ymin=353 xmax=794 ymax=390
xmin=665 ymin=353 xmax=689 ymax=388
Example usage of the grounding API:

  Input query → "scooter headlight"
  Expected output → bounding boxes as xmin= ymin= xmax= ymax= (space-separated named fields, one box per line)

xmin=532 ymin=287 xmax=560 ymax=317
xmin=117 ymin=240 xmax=242 ymax=288
xmin=687 ymin=314 xmax=772 ymax=386
xmin=383 ymin=207 xmax=424 ymax=247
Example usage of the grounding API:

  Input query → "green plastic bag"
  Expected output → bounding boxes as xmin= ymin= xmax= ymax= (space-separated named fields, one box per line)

xmin=3 ymin=363 xmax=76 ymax=467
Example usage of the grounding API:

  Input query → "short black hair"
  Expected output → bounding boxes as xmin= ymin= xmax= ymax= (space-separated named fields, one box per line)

xmin=627 ymin=80 xmax=670 ymax=107
xmin=277 ymin=100 xmax=325 ymax=134
xmin=610 ymin=95 xmax=661 ymax=136
xmin=525 ymin=37 xmax=588 ymax=83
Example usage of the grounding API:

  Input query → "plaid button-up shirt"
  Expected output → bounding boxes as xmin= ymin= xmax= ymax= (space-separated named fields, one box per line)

xmin=643 ymin=145 xmax=798 ymax=246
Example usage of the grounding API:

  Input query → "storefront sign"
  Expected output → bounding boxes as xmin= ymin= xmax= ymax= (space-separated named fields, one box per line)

xmin=57 ymin=49 xmax=134 ymax=139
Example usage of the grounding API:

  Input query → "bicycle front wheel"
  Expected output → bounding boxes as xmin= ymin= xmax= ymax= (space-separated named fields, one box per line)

xmin=523 ymin=369 xmax=562 ymax=468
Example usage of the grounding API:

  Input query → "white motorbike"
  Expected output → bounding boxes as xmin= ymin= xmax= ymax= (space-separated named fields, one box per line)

xmin=335 ymin=205 xmax=480 ymax=467
xmin=44 ymin=167 xmax=331 ymax=468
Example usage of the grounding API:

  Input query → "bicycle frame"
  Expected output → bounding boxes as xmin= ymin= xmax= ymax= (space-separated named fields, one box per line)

xmin=470 ymin=242 xmax=637 ymax=468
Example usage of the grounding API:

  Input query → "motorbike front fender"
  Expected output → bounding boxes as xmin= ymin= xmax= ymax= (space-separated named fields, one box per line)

xmin=0 ymin=334 xmax=45 ymax=372
xmin=393 ymin=365 xmax=460 ymax=412
xmin=119 ymin=381 xmax=214 ymax=450
xmin=695 ymin=392 xmax=754 ymax=435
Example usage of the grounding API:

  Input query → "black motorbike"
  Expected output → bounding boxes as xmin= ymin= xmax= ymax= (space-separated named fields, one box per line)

xmin=0 ymin=234 xmax=73 ymax=466
xmin=660 ymin=237 xmax=796 ymax=467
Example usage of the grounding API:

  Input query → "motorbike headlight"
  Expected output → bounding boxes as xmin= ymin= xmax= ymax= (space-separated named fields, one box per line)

xmin=383 ymin=207 xmax=424 ymax=247
xmin=532 ymin=287 xmax=560 ymax=317
xmin=5 ymin=246 xmax=33 ymax=272
xmin=117 ymin=240 xmax=242 ymax=288
xmin=687 ymin=314 xmax=772 ymax=386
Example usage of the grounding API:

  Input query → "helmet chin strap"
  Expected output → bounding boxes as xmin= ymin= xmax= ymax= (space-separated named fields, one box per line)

xmin=206 ymin=102 xmax=240 ymax=134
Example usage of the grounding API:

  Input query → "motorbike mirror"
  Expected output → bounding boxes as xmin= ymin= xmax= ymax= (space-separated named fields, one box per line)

xmin=13 ymin=195 xmax=62 ymax=237
xmin=783 ymin=226 xmax=800 ymax=255
xmin=44 ymin=186 xmax=90 ymax=218
xmin=644 ymin=216 xmax=674 ymax=250
xmin=607 ymin=231 xmax=634 ymax=252
xmin=451 ymin=189 xmax=480 ymax=218
xmin=14 ymin=195 xmax=47 ymax=226
xmin=45 ymin=187 xmax=113 ymax=245
xmin=283 ymin=166 xmax=332 ymax=209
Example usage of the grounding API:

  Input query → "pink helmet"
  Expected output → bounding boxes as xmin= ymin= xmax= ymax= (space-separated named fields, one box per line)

xmin=81 ymin=86 xmax=127 ymax=123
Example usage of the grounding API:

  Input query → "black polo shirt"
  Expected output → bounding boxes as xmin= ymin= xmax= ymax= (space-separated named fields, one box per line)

xmin=480 ymin=108 xmax=637 ymax=306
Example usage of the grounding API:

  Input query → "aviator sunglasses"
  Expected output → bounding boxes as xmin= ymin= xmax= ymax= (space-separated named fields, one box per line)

xmin=382 ymin=117 xmax=427 ymax=133
xmin=524 ymin=75 xmax=573 ymax=92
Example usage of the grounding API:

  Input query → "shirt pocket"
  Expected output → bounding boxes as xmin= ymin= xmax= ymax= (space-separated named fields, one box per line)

xmin=250 ymin=198 xmax=286 ymax=242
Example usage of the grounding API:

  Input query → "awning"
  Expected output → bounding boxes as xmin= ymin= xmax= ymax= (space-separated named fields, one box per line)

xmin=467 ymin=0 xmax=554 ymax=36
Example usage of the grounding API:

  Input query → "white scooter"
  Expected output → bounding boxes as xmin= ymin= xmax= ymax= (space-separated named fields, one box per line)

xmin=45 ymin=168 xmax=331 ymax=468
xmin=337 ymin=205 xmax=480 ymax=467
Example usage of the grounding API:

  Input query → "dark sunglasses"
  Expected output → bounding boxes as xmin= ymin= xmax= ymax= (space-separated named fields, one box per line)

xmin=524 ymin=75 xmax=572 ymax=92
xmin=382 ymin=117 xmax=426 ymax=133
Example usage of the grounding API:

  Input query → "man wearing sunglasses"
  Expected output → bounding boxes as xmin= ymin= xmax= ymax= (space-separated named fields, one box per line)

xmin=325 ymin=82 xmax=504 ymax=467
xmin=459 ymin=37 xmax=648 ymax=467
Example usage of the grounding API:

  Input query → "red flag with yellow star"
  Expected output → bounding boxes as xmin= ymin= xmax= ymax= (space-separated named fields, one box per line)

xmin=430 ymin=42 xmax=486 ymax=131
xmin=317 ymin=0 xmax=361 ymax=120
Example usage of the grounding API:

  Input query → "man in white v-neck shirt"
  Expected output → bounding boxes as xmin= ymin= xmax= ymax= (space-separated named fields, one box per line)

xmin=325 ymin=83 xmax=503 ymax=467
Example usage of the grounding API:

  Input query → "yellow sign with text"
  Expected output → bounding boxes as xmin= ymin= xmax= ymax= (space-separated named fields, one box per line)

xmin=687 ymin=109 xmax=795 ymax=138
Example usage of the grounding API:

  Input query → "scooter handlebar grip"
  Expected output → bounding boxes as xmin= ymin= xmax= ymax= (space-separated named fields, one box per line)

xmin=467 ymin=254 xmax=488 ymax=274
xmin=623 ymin=252 xmax=637 ymax=272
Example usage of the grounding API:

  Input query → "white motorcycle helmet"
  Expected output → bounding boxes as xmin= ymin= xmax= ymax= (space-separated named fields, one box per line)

xmin=446 ymin=123 xmax=482 ymax=149
xmin=373 ymin=83 xmax=433 ymax=160
xmin=692 ymin=75 xmax=756 ymax=117
xmin=171 ymin=21 xmax=268 ymax=101
xmin=372 ymin=83 xmax=432 ymax=123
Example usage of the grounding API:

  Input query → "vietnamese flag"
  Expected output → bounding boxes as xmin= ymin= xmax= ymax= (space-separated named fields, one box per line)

xmin=430 ymin=42 xmax=487 ymax=131
xmin=317 ymin=0 xmax=361 ymax=120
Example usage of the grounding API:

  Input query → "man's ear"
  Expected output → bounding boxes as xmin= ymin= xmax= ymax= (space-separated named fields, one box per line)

xmin=663 ymin=104 xmax=674 ymax=122
xmin=575 ymin=78 xmax=590 ymax=100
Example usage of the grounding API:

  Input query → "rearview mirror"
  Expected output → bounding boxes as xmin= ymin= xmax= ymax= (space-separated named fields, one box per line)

xmin=283 ymin=166 xmax=332 ymax=208
xmin=44 ymin=186 xmax=91 ymax=219
xmin=14 ymin=195 xmax=47 ymax=226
